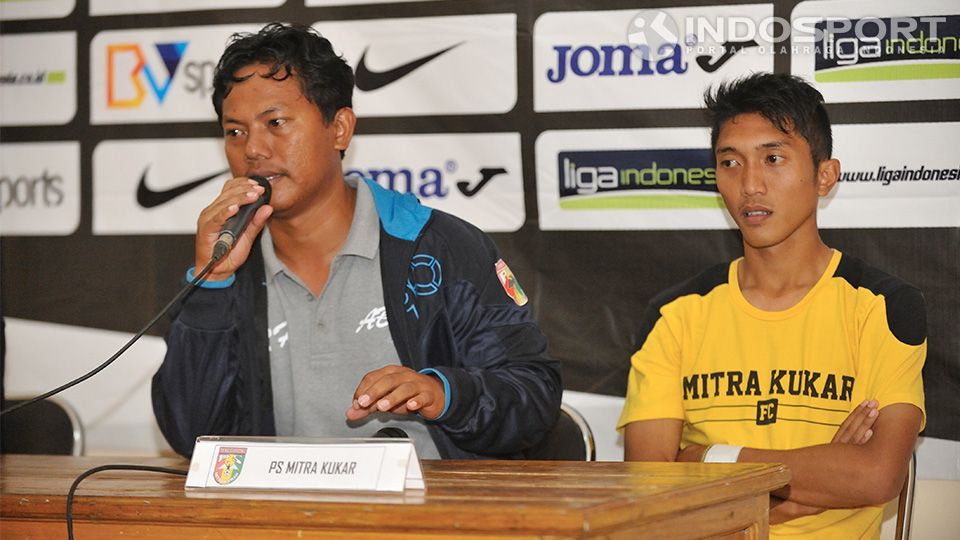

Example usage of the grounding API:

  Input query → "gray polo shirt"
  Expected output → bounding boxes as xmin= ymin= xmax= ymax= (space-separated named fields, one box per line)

xmin=261 ymin=178 xmax=440 ymax=459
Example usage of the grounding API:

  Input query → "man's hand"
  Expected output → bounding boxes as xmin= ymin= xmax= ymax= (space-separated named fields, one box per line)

xmin=769 ymin=496 xmax=825 ymax=525
xmin=195 ymin=177 xmax=272 ymax=280
xmin=832 ymin=399 xmax=878 ymax=444
xmin=346 ymin=366 xmax=446 ymax=421
xmin=767 ymin=399 xmax=879 ymax=520
xmin=676 ymin=443 xmax=707 ymax=462
xmin=680 ymin=402 xmax=879 ymax=524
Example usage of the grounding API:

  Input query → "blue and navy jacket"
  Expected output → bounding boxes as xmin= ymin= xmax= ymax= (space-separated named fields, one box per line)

xmin=152 ymin=180 xmax=562 ymax=458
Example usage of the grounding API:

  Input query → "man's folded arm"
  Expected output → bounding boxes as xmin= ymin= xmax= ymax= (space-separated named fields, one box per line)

xmin=738 ymin=403 xmax=921 ymax=508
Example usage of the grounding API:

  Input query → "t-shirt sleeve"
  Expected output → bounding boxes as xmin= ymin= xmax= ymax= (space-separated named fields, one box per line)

xmin=858 ymin=285 xmax=927 ymax=430
xmin=617 ymin=301 xmax=686 ymax=430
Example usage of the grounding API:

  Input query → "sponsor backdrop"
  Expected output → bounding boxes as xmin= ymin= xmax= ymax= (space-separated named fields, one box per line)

xmin=1 ymin=0 xmax=958 ymax=462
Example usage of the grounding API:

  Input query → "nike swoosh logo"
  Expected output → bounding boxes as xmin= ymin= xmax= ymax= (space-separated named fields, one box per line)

xmin=696 ymin=40 xmax=759 ymax=73
xmin=355 ymin=42 xmax=464 ymax=92
xmin=136 ymin=167 xmax=228 ymax=208
xmin=456 ymin=167 xmax=507 ymax=197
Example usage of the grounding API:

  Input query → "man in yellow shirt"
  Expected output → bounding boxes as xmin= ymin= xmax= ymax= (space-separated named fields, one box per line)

xmin=618 ymin=72 xmax=925 ymax=539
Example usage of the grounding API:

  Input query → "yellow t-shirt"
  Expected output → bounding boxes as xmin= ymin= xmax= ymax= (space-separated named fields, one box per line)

xmin=618 ymin=250 xmax=926 ymax=539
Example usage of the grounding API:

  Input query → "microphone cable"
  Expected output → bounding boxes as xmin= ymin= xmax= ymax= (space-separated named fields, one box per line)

xmin=0 ymin=255 xmax=224 ymax=417
xmin=66 ymin=464 xmax=188 ymax=540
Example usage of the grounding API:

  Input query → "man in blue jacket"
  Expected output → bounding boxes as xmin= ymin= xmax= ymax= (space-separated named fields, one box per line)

xmin=151 ymin=23 xmax=561 ymax=459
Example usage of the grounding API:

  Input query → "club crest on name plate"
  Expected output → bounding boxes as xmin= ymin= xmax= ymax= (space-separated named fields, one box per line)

xmin=213 ymin=446 xmax=247 ymax=485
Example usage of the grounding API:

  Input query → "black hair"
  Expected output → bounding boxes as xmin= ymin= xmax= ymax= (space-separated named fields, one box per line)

xmin=704 ymin=72 xmax=832 ymax=166
xmin=212 ymin=22 xmax=354 ymax=125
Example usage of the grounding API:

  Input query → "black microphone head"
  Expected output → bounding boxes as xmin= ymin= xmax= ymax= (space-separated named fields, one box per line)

xmin=249 ymin=175 xmax=272 ymax=203
xmin=373 ymin=427 xmax=409 ymax=439
xmin=210 ymin=175 xmax=274 ymax=261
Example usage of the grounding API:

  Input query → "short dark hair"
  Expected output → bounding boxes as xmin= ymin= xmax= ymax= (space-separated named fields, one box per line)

xmin=212 ymin=22 xmax=354 ymax=125
xmin=704 ymin=72 xmax=832 ymax=166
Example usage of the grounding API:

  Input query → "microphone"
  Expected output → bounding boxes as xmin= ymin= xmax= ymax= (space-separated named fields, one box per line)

xmin=373 ymin=427 xmax=409 ymax=439
xmin=212 ymin=175 xmax=271 ymax=261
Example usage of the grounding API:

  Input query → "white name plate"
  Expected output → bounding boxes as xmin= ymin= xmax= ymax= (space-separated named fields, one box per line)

xmin=185 ymin=436 xmax=425 ymax=493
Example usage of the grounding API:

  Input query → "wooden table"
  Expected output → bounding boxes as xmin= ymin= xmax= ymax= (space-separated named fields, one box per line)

xmin=1 ymin=455 xmax=788 ymax=539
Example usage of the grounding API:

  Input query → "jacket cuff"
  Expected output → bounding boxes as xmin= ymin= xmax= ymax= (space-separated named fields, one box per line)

xmin=186 ymin=266 xmax=236 ymax=289
xmin=418 ymin=368 xmax=451 ymax=420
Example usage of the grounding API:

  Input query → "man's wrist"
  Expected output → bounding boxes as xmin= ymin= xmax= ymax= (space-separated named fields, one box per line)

xmin=702 ymin=444 xmax=743 ymax=463
xmin=417 ymin=368 xmax=451 ymax=420
xmin=186 ymin=266 xmax=235 ymax=288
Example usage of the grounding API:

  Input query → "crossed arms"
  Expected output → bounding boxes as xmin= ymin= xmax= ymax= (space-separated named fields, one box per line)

xmin=624 ymin=400 xmax=922 ymax=523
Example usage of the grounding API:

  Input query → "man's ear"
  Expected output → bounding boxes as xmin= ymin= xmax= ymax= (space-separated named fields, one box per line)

xmin=816 ymin=158 xmax=840 ymax=197
xmin=331 ymin=107 xmax=357 ymax=152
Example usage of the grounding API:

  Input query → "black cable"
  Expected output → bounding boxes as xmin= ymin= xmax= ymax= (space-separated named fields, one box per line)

xmin=66 ymin=464 xmax=188 ymax=540
xmin=0 ymin=256 xmax=222 ymax=417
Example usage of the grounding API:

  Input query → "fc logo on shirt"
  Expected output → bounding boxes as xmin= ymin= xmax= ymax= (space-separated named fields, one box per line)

xmin=756 ymin=398 xmax=779 ymax=425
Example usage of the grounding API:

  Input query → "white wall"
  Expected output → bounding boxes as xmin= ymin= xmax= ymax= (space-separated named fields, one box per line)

xmin=5 ymin=317 xmax=171 ymax=455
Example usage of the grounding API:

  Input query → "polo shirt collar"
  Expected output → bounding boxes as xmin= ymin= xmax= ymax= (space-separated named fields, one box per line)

xmin=261 ymin=176 xmax=380 ymax=281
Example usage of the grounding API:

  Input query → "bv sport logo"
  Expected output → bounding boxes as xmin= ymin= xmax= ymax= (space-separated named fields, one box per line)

xmin=93 ymin=25 xmax=260 ymax=123
xmin=106 ymin=41 xmax=214 ymax=108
